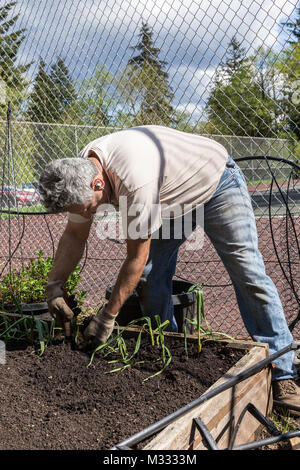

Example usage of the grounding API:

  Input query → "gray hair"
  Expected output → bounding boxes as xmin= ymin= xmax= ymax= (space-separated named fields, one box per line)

xmin=39 ymin=158 xmax=98 ymax=212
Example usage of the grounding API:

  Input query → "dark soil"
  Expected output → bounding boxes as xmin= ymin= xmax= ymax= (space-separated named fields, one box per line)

xmin=0 ymin=335 xmax=245 ymax=450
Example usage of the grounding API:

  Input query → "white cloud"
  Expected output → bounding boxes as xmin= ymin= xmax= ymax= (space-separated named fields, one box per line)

xmin=4 ymin=0 xmax=299 ymax=110
xmin=170 ymin=65 xmax=216 ymax=102
xmin=12 ymin=0 xmax=298 ymax=66
xmin=175 ymin=102 xmax=204 ymax=118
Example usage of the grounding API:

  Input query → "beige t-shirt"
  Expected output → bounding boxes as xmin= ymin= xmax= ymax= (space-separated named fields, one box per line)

xmin=68 ymin=125 xmax=228 ymax=238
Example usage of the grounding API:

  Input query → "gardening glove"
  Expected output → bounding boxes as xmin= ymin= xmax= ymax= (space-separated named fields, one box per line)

xmin=46 ymin=280 xmax=74 ymax=338
xmin=65 ymin=293 xmax=81 ymax=318
xmin=83 ymin=307 xmax=118 ymax=349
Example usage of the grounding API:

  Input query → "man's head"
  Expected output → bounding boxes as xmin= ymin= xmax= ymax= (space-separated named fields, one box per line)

xmin=39 ymin=158 xmax=99 ymax=216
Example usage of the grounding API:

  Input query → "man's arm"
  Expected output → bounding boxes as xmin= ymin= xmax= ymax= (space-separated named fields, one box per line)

xmin=105 ymin=236 xmax=151 ymax=315
xmin=46 ymin=219 xmax=92 ymax=337
xmin=48 ymin=219 xmax=92 ymax=283
xmin=82 ymin=235 xmax=151 ymax=346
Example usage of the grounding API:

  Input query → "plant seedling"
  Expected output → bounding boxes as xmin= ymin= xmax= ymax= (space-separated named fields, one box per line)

xmin=87 ymin=315 xmax=173 ymax=381
xmin=183 ymin=284 xmax=234 ymax=358
xmin=0 ymin=311 xmax=57 ymax=355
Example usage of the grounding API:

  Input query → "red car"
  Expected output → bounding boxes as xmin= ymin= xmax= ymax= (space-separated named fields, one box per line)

xmin=0 ymin=185 xmax=40 ymax=207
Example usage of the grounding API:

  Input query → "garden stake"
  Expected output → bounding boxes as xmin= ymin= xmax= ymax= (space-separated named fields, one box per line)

xmin=191 ymin=403 xmax=300 ymax=450
xmin=193 ymin=417 xmax=219 ymax=450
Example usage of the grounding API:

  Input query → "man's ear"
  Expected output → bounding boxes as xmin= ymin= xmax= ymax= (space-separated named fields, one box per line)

xmin=91 ymin=177 xmax=105 ymax=191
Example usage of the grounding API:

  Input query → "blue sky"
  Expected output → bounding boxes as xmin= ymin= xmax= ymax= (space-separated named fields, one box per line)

xmin=4 ymin=0 xmax=299 ymax=118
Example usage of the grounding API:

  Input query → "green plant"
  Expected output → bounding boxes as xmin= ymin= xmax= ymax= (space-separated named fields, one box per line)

xmin=272 ymin=409 xmax=293 ymax=434
xmin=87 ymin=285 xmax=236 ymax=380
xmin=0 ymin=250 xmax=86 ymax=306
xmin=143 ymin=315 xmax=172 ymax=381
xmin=184 ymin=284 xmax=234 ymax=358
xmin=0 ymin=311 xmax=58 ymax=355
xmin=87 ymin=315 xmax=173 ymax=381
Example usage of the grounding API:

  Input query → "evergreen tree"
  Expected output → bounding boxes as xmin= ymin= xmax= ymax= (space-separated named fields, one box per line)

xmin=221 ymin=35 xmax=246 ymax=77
xmin=27 ymin=58 xmax=54 ymax=122
xmin=118 ymin=22 xmax=176 ymax=126
xmin=0 ymin=1 xmax=31 ymax=117
xmin=49 ymin=56 xmax=76 ymax=122
xmin=27 ymin=57 xmax=77 ymax=170
xmin=281 ymin=7 xmax=300 ymax=43
xmin=27 ymin=56 xmax=76 ymax=123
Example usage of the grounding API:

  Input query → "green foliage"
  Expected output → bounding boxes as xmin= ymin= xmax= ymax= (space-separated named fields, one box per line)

xmin=87 ymin=314 xmax=172 ymax=381
xmin=50 ymin=57 xmax=77 ymax=122
xmin=206 ymin=40 xmax=273 ymax=137
xmin=0 ymin=1 xmax=32 ymax=119
xmin=281 ymin=7 xmax=300 ymax=43
xmin=0 ymin=312 xmax=57 ymax=355
xmin=0 ymin=119 xmax=38 ymax=187
xmin=26 ymin=56 xmax=77 ymax=169
xmin=0 ymin=248 xmax=85 ymax=354
xmin=27 ymin=56 xmax=76 ymax=123
xmin=87 ymin=286 xmax=234 ymax=381
xmin=27 ymin=58 xmax=55 ymax=123
xmin=184 ymin=284 xmax=234 ymax=358
xmin=70 ymin=63 xmax=116 ymax=126
xmin=206 ymin=36 xmax=279 ymax=137
xmin=85 ymin=275 xmax=237 ymax=384
xmin=276 ymin=8 xmax=300 ymax=142
xmin=205 ymin=20 xmax=300 ymax=142
xmin=277 ymin=42 xmax=300 ymax=140
xmin=117 ymin=22 xmax=176 ymax=126
xmin=0 ymin=250 xmax=86 ymax=305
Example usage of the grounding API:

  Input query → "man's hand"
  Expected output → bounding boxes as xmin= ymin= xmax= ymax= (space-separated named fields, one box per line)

xmin=46 ymin=281 xmax=74 ymax=337
xmin=83 ymin=308 xmax=118 ymax=348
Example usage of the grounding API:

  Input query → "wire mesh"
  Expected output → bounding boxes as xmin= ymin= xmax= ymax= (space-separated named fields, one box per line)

xmin=0 ymin=0 xmax=299 ymax=338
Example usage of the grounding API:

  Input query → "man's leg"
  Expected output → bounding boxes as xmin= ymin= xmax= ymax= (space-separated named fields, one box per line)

xmin=137 ymin=221 xmax=186 ymax=332
xmin=203 ymin=156 xmax=297 ymax=381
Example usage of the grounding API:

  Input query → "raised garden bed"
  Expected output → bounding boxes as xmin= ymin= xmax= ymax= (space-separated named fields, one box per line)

xmin=0 ymin=327 xmax=272 ymax=450
xmin=142 ymin=337 xmax=271 ymax=450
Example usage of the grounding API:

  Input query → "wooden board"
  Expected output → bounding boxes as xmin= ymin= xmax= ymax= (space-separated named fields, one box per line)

xmin=0 ymin=317 xmax=272 ymax=449
xmin=0 ymin=309 xmax=52 ymax=322
xmin=143 ymin=341 xmax=272 ymax=450
xmin=291 ymin=437 xmax=300 ymax=450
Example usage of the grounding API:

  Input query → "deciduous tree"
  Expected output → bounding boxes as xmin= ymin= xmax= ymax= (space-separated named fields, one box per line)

xmin=205 ymin=36 xmax=278 ymax=137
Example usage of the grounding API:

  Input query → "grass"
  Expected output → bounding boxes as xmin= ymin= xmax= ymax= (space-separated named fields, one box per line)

xmin=246 ymin=177 xmax=286 ymax=187
xmin=257 ymin=408 xmax=300 ymax=450
xmin=272 ymin=408 xmax=294 ymax=435
xmin=0 ymin=204 xmax=47 ymax=219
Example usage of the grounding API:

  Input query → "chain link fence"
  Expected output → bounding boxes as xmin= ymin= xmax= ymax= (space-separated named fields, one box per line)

xmin=0 ymin=120 xmax=295 ymax=188
xmin=0 ymin=0 xmax=299 ymax=338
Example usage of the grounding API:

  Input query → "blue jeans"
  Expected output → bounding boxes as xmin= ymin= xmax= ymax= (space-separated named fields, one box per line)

xmin=137 ymin=156 xmax=297 ymax=381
